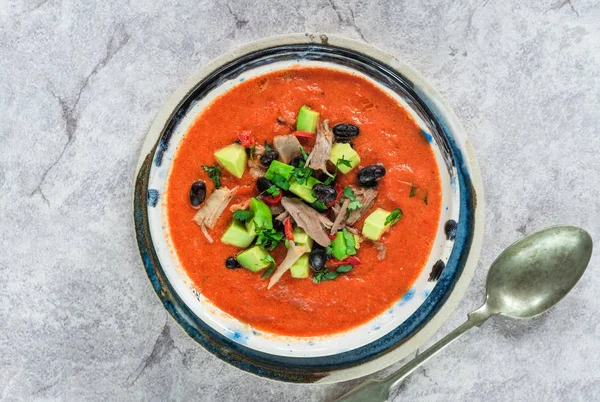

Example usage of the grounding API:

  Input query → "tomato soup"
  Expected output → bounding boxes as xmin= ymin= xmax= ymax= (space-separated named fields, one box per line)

xmin=166 ymin=66 xmax=441 ymax=337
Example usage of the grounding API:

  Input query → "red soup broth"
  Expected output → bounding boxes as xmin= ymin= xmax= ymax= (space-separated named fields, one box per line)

xmin=166 ymin=66 xmax=441 ymax=337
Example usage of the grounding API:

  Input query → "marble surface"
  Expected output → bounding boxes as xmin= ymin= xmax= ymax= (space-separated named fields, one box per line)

xmin=1 ymin=0 xmax=599 ymax=400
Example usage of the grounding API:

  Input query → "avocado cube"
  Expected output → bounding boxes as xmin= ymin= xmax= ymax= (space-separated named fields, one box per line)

xmin=221 ymin=220 xmax=256 ymax=248
xmin=237 ymin=245 xmax=271 ymax=272
xmin=331 ymin=229 xmax=358 ymax=260
xmin=296 ymin=105 xmax=319 ymax=133
xmin=362 ymin=208 xmax=392 ymax=241
xmin=329 ymin=143 xmax=360 ymax=174
xmin=214 ymin=143 xmax=247 ymax=179
xmin=264 ymin=160 xmax=294 ymax=181
xmin=289 ymin=176 xmax=321 ymax=203
xmin=249 ymin=198 xmax=272 ymax=230
xmin=292 ymin=227 xmax=313 ymax=252
xmin=290 ymin=254 xmax=310 ymax=278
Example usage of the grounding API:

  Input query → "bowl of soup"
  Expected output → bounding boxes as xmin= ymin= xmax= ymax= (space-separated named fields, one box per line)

xmin=133 ymin=33 xmax=484 ymax=383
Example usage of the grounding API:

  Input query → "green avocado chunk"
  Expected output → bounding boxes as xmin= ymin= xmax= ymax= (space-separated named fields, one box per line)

xmin=289 ymin=176 xmax=321 ymax=203
xmin=292 ymin=227 xmax=313 ymax=252
xmin=329 ymin=143 xmax=360 ymax=174
xmin=264 ymin=160 xmax=294 ymax=181
xmin=290 ymin=254 xmax=310 ymax=278
xmin=331 ymin=229 xmax=358 ymax=260
xmin=214 ymin=143 xmax=247 ymax=178
xmin=362 ymin=208 xmax=392 ymax=241
xmin=237 ymin=245 xmax=271 ymax=272
xmin=296 ymin=105 xmax=319 ymax=133
xmin=247 ymin=198 xmax=272 ymax=235
xmin=221 ymin=220 xmax=255 ymax=248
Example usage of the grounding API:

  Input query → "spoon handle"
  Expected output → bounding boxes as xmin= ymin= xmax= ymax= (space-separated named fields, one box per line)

xmin=336 ymin=306 xmax=492 ymax=402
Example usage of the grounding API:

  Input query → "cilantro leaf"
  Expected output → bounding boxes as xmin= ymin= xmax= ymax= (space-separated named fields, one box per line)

xmin=264 ymin=142 xmax=273 ymax=152
xmin=232 ymin=210 xmax=254 ymax=222
xmin=292 ymin=165 xmax=313 ymax=185
xmin=202 ymin=165 xmax=222 ymax=189
xmin=261 ymin=266 xmax=275 ymax=279
xmin=336 ymin=265 xmax=353 ymax=273
xmin=337 ymin=156 xmax=352 ymax=168
xmin=265 ymin=185 xmax=281 ymax=196
xmin=323 ymin=271 xmax=339 ymax=281
xmin=261 ymin=254 xmax=275 ymax=266
xmin=343 ymin=186 xmax=363 ymax=211
xmin=311 ymin=200 xmax=328 ymax=211
xmin=299 ymin=146 xmax=309 ymax=161
xmin=249 ymin=145 xmax=256 ymax=161
xmin=255 ymin=227 xmax=284 ymax=251
xmin=385 ymin=208 xmax=403 ymax=226
xmin=271 ymin=173 xmax=290 ymax=191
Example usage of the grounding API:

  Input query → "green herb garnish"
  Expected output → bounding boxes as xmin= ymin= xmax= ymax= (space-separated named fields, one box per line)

xmin=336 ymin=265 xmax=353 ymax=273
xmin=292 ymin=165 xmax=313 ymax=185
xmin=324 ymin=157 xmax=351 ymax=185
xmin=342 ymin=228 xmax=357 ymax=256
xmin=313 ymin=270 xmax=339 ymax=283
xmin=385 ymin=208 xmax=403 ymax=226
xmin=261 ymin=266 xmax=275 ymax=279
xmin=255 ymin=227 xmax=284 ymax=251
xmin=265 ymin=185 xmax=281 ymax=196
xmin=232 ymin=210 xmax=254 ymax=222
xmin=311 ymin=200 xmax=328 ymax=211
xmin=299 ymin=146 xmax=309 ymax=161
xmin=337 ymin=156 xmax=352 ymax=168
xmin=271 ymin=173 xmax=291 ymax=191
xmin=264 ymin=142 xmax=273 ymax=152
xmin=325 ymin=245 xmax=334 ymax=256
xmin=409 ymin=185 xmax=417 ymax=198
xmin=202 ymin=165 xmax=222 ymax=189
xmin=343 ymin=186 xmax=363 ymax=212
xmin=261 ymin=254 xmax=275 ymax=266
xmin=249 ymin=145 xmax=256 ymax=161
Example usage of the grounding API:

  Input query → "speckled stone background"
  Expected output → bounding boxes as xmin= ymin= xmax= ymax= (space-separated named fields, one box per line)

xmin=1 ymin=0 xmax=599 ymax=400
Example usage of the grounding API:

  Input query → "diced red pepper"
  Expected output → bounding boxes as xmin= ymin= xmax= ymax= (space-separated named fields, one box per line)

xmin=327 ymin=232 xmax=337 ymax=240
xmin=328 ymin=256 xmax=361 ymax=268
xmin=326 ymin=184 xmax=343 ymax=207
xmin=293 ymin=131 xmax=314 ymax=139
xmin=283 ymin=217 xmax=294 ymax=241
xmin=262 ymin=192 xmax=282 ymax=206
xmin=237 ymin=130 xmax=255 ymax=147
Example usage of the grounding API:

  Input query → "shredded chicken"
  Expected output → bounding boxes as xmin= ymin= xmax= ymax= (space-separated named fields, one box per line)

xmin=318 ymin=214 xmax=334 ymax=229
xmin=346 ymin=187 xmax=379 ymax=225
xmin=275 ymin=211 xmax=289 ymax=222
xmin=273 ymin=135 xmax=301 ymax=164
xmin=345 ymin=226 xmax=359 ymax=235
xmin=269 ymin=204 xmax=285 ymax=216
xmin=248 ymin=145 xmax=266 ymax=178
xmin=374 ymin=241 xmax=387 ymax=260
xmin=229 ymin=198 xmax=251 ymax=212
xmin=193 ymin=187 xmax=236 ymax=243
xmin=268 ymin=241 xmax=308 ymax=289
xmin=305 ymin=120 xmax=333 ymax=175
xmin=281 ymin=197 xmax=331 ymax=247
xmin=330 ymin=198 xmax=350 ymax=234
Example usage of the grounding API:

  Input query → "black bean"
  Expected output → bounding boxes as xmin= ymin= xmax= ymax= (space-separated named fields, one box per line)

xmin=272 ymin=218 xmax=285 ymax=234
xmin=226 ymin=257 xmax=241 ymax=269
xmin=256 ymin=177 xmax=273 ymax=193
xmin=312 ymin=184 xmax=338 ymax=204
xmin=189 ymin=180 xmax=207 ymax=208
xmin=260 ymin=149 xmax=279 ymax=167
xmin=357 ymin=164 xmax=386 ymax=186
xmin=309 ymin=248 xmax=327 ymax=271
xmin=332 ymin=123 xmax=360 ymax=142
xmin=290 ymin=154 xmax=304 ymax=168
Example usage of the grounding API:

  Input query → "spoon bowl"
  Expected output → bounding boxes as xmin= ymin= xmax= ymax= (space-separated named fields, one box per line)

xmin=485 ymin=226 xmax=593 ymax=319
xmin=338 ymin=225 xmax=593 ymax=402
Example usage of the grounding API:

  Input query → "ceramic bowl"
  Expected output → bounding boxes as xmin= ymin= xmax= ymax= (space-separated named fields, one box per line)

xmin=133 ymin=33 xmax=484 ymax=383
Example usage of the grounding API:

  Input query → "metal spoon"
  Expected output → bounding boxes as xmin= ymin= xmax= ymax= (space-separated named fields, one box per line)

xmin=337 ymin=226 xmax=593 ymax=402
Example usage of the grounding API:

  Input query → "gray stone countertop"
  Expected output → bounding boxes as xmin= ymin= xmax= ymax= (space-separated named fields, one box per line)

xmin=1 ymin=0 xmax=599 ymax=400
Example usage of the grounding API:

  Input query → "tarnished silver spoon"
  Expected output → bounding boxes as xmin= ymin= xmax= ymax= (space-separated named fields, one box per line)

xmin=337 ymin=226 xmax=593 ymax=402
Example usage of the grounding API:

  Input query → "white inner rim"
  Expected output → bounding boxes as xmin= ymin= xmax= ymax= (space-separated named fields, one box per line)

xmin=146 ymin=60 xmax=460 ymax=358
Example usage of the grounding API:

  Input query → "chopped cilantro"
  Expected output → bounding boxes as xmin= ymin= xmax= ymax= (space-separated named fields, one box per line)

xmin=385 ymin=208 xmax=403 ymax=226
xmin=271 ymin=173 xmax=290 ymax=191
xmin=265 ymin=185 xmax=281 ymax=196
xmin=337 ymin=156 xmax=352 ymax=168
xmin=264 ymin=142 xmax=273 ymax=152
xmin=343 ymin=186 xmax=363 ymax=211
xmin=261 ymin=266 xmax=275 ymax=279
xmin=336 ymin=265 xmax=353 ymax=273
xmin=232 ymin=210 xmax=254 ymax=222
xmin=202 ymin=165 xmax=221 ymax=189
xmin=261 ymin=254 xmax=275 ymax=266
xmin=255 ymin=227 xmax=284 ymax=251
